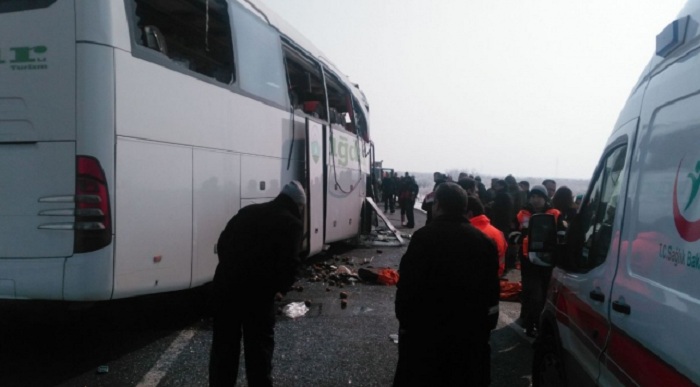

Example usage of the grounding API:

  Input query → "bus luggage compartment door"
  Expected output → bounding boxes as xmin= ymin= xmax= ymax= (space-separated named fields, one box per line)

xmin=0 ymin=142 xmax=75 ymax=258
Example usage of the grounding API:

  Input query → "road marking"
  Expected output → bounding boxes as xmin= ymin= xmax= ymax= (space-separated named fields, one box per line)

xmin=136 ymin=329 xmax=196 ymax=387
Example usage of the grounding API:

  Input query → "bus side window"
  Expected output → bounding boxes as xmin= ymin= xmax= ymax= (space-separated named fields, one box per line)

xmin=131 ymin=0 xmax=235 ymax=85
xmin=283 ymin=45 xmax=326 ymax=118
xmin=325 ymin=73 xmax=353 ymax=131
xmin=144 ymin=25 xmax=167 ymax=56
xmin=352 ymin=95 xmax=369 ymax=141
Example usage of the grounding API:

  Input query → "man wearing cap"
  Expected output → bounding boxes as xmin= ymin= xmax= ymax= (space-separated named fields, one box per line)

xmin=512 ymin=184 xmax=561 ymax=337
xmin=209 ymin=181 xmax=306 ymax=386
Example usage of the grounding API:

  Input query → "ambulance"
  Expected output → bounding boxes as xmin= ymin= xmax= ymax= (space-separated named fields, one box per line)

xmin=531 ymin=0 xmax=700 ymax=385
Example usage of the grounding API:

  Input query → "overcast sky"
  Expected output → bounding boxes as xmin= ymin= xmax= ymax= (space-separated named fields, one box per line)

xmin=261 ymin=0 xmax=687 ymax=180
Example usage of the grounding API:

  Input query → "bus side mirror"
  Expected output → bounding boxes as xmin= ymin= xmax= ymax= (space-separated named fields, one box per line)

xmin=528 ymin=213 xmax=558 ymax=259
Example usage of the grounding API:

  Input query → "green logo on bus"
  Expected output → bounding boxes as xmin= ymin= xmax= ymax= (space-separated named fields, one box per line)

xmin=330 ymin=134 xmax=360 ymax=167
xmin=0 ymin=46 xmax=48 ymax=70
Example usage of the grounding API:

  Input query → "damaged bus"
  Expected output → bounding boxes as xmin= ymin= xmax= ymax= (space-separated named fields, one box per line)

xmin=0 ymin=0 xmax=373 ymax=301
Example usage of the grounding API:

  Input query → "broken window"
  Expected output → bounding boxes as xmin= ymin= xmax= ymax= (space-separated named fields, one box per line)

xmin=131 ymin=0 xmax=234 ymax=84
xmin=325 ymin=72 xmax=356 ymax=133
xmin=283 ymin=45 xmax=326 ymax=119
xmin=352 ymin=95 xmax=369 ymax=142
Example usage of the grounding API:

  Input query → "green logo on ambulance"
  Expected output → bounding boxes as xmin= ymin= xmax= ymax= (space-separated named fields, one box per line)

xmin=685 ymin=160 xmax=700 ymax=211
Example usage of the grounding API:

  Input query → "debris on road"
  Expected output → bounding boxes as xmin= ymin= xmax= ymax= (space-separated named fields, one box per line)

xmin=358 ymin=229 xmax=404 ymax=247
xmin=282 ymin=302 xmax=309 ymax=319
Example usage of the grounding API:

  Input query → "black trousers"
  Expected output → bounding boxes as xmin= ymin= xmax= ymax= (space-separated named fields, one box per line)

xmin=402 ymin=200 xmax=416 ymax=227
xmin=520 ymin=263 xmax=553 ymax=331
xmin=383 ymin=193 xmax=395 ymax=212
xmin=393 ymin=327 xmax=491 ymax=387
xmin=209 ymin=299 xmax=276 ymax=387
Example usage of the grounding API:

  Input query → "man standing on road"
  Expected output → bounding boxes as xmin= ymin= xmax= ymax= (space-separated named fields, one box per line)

xmin=466 ymin=196 xmax=508 ymax=278
xmin=393 ymin=182 xmax=500 ymax=386
xmin=209 ymin=181 xmax=306 ymax=387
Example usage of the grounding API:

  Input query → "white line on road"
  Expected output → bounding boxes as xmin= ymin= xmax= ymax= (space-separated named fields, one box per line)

xmin=136 ymin=329 xmax=196 ymax=387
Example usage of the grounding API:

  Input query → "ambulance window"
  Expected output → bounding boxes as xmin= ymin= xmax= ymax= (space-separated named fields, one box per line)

xmin=577 ymin=145 xmax=627 ymax=270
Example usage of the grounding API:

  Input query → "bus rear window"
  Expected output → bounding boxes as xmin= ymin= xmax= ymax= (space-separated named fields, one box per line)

xmin=130 ymin=0 xmax=235 ymax=84
xmin=0 ymin=0 xmax=56 ymax=12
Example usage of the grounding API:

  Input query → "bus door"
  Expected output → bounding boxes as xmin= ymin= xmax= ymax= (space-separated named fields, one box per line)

xmin=305 ymin=118 xmax=325 ymax=256
xmin=0 ymin=0 xmax=78 ymax=259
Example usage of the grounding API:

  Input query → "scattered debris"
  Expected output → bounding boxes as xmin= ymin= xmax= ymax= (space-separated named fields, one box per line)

xmin=339 ymin=291 xmax=349 ymax=299
xmin=358 ymin=267 xmax=400 ymax=285
xmin=340 ymin=299 xmax=348 ymax=309
xmin=97 ymin=365 xmax=109 ymax=374
xmin=282 ymin=302 xmax=309 ymax=319
xmin=389 ymin=334 xmax=399 ymax=344
xmin=359 ymin=230 xmax=403 ymax=247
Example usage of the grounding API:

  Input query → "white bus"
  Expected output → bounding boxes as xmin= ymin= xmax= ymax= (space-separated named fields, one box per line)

xmin=0 ymin=0 xmax=373 ymax=301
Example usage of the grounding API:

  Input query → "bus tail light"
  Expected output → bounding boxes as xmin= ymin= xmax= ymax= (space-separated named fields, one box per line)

xmin=74 ymin=156 xmax=112 ymax=253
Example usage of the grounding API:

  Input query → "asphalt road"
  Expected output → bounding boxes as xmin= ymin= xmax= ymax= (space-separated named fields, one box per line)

xmin=0 ymin=208 xmax=532 ymax=387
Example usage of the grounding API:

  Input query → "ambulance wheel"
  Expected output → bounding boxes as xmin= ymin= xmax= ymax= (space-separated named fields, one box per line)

xmin=532 ymin=329 xmax=567 ymax=387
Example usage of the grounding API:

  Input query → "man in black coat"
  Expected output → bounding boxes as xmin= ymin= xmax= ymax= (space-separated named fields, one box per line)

xmin=394 ymin=182 xmax=500 ymax=387
xmin=487 ymin=179 xmax=513 ymax=236
xmin=209 ymin=181 xmax=306 ymax=387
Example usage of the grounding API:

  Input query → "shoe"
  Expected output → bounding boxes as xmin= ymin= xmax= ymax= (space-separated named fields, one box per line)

xmin=405 ymin=224 xmax=414 ymax=229
xmin=390 ymin=210 xmax=395 ymax=214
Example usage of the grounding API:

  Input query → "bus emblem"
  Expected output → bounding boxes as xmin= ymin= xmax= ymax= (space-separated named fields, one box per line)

xmin=311 ymin=141 xmax=320 ymax=164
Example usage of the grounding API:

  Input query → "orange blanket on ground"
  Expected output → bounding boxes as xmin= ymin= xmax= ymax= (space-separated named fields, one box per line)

xmin=499 ymin=279 xmax=521 ymax=302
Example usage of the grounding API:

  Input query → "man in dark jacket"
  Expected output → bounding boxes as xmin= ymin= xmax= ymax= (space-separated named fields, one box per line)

xmin=209 ymin=181 xmax=306 ymax=387
xmin=382 ymin=172 xmax=396 ymax=213
xmin=487 ymin=179 xmax=513 ymax=236
xmin=393 ymin=182 xmax=500 ymax=387
xmin=398 ymin=174 xmax=420 ymax=228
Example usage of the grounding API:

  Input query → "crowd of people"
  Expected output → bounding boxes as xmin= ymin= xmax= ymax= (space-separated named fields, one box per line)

xmin=389 ymin=172 xmax=582 ymax=385
xmin=386 ymin=172 xmax=582 ymax=332
xmin=209 ymin=174 xmax=583 ymax=386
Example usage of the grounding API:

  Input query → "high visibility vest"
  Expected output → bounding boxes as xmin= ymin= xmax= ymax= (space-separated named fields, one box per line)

xmin=517 ymin=208 xmax=560 ymax=266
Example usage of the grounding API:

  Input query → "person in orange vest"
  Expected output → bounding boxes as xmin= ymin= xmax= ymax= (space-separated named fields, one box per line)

xmin=465 ymin=196 xmax=507 ymax=277
xmin=511 ymin=184 xmax=562 ymax=337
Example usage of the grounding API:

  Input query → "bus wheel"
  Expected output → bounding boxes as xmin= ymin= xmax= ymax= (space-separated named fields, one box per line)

xmin=532 ymin=329 xmax=567 ymax=387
